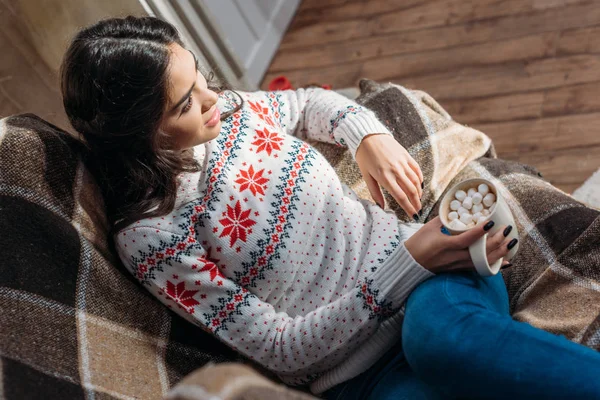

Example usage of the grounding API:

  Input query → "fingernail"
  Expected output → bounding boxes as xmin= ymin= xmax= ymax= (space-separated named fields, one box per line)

xmin=501 ymin=263 xmax=513 ymax=270
xmin=419 ymin=209 xmax=423 ymax=217
xmin=503 ymin=225 xmax=513 ymax=237
xmin=413 ymin=213 xmax=419 ymax=221
xmin=421 ymin=182 xmax=424 ymax=189
xmin=507 ymin=238 xmax=518 ymax=250
xmin=484 ymin=221 xmax=495 ymax=231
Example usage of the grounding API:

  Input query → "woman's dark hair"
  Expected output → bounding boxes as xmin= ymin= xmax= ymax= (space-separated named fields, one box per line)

xmin=60 ymin=16 xmax=242 ymax=232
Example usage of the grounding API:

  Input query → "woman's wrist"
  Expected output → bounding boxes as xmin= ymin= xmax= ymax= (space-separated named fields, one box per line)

xmin=356 ymin=133 xmax=391 ymax=156
xmin=404 ymin=235 xmax=432 ymax=272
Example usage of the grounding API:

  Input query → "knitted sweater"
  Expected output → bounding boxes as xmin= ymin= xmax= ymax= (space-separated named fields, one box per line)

xmin=114 ymin=88 xmax=433 ymax=394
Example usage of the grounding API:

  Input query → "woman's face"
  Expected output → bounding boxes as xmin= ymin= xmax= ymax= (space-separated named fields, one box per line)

xmin=160 ymin=42 xmax=221 ymax=149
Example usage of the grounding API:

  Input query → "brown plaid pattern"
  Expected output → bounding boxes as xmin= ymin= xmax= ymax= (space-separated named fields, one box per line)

xmin=0 ymin=115 xmax=247 ymax=399
xmin=312 ymin=79 xmax=600 ymax=351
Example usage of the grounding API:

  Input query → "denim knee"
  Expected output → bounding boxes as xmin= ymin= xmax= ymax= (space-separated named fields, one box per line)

xmin=401 ymin=275 xmax=482 ymax=382
xmin=402 ymin=276 xmax=451 ymax=375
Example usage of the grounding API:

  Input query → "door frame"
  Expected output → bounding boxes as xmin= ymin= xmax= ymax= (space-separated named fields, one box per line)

xmin=139 ymin=0 xmax=253 ymax=89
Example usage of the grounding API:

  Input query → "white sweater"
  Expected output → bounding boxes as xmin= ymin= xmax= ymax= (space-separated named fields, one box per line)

xmin=114 ymin=88 xmax=433 ymax=394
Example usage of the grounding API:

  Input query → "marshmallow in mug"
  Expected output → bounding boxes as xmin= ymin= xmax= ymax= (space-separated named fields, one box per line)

xmin=447 ymin=184 xmax=496 ymax=230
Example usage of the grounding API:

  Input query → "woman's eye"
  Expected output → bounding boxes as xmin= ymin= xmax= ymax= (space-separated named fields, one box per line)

xmin=182 ymin=94 xmax=193 ymax=113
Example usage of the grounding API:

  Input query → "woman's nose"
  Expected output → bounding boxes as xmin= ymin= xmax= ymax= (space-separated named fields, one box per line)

xmin=201 ymin=101 xmax=212 ymax=114
xmin=201 ymin=91 xmax=219 ymax=114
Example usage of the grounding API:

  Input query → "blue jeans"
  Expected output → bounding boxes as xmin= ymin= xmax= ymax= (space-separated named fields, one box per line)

xmin=323 ymin=273 xmax=600 ymax=399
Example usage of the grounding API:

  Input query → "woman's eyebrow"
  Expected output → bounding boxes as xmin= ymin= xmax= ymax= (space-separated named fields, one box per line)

xmin=169 ymin=50 xmax=198 ymax=113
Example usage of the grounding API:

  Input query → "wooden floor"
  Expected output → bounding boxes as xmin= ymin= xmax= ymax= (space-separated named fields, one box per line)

xmin=262 ymin=0 xmax=600 ymax=194
xmin=0 ymin=0 xmax=69 ymax=129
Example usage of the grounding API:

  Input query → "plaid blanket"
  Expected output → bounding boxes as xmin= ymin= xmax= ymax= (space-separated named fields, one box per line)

xmin=312 ymin=79 xmax=600 ymax=351
xmin=1 ymin=81 xmax=599 ymax=399
xmin=0 ymin=115 xmax=249 ymax=399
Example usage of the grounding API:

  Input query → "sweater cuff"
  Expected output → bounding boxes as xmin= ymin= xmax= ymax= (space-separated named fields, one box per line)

xmin=370 ymin=240 xmax=434 ymax=307
xmin=336 ymin=111 xmax=392 ymax=158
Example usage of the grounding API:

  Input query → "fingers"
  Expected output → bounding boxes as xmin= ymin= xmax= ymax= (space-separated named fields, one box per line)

xmin=485 ymin=225 xmax=518 ymax=265
xmin=395 ymin=173 xmax=422 ymax=215
xmin=427 ymin=219 xmax=517 ymax=274
xmin=444 ymin=256 xmax=513 ymax=274
xmin=403 ymin=165 xmax=423 ymax=199
xmin=487 ymin=235 xmax=515 ymax=265
xmin=385 ymin=176 xmax=419 ymax=219
xmin=365 ymin=173 xmax=385 ymax=208
xmin=486 ymin=225 xmax=507 ymax=253
xmin=408 ymin=158 xmax=424 ymax=188
xmin=501 ymin=260 xmax=514 ymax=270
xmin=450 ymin=219 xmax=495 ymax=248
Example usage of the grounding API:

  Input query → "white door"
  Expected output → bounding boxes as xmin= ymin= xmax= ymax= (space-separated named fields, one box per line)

xmin=141 ymin=0 xmax=300 ymax=90
xmin=200 ymin=0 xmax=300 ymax=89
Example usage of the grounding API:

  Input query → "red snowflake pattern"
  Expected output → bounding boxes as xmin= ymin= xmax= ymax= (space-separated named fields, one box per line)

xmin=199 ymin=260 xmax=224 ymax=281
xmin=247 ymin=100 xmax=275 ymax=127
xmin=235 ymin=165 xmax=269 ymax=196
xmin=251 ymin=128 xmax=283 ymax=156
xmin=219 ymin=201 xmax=257 ymax=247
xmin=164 ymin=280 xmax=200 ymax=312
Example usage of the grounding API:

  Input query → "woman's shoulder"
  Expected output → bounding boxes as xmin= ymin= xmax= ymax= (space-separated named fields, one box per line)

xmin=217 ymin=89 xmax=282 ymax=110
xmin=113 ymin=218 xmax=187 ymax=268
xmin=113 ymin=215 xmax=184 ymax=247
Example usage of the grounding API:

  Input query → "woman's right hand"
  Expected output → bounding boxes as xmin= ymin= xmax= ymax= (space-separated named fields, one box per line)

xmin=405 ymin=216 xmax=514 ymax=274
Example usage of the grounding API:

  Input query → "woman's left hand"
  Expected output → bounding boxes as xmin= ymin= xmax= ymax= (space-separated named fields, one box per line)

xmin=355 ymin=133 xmax=423 ymax=219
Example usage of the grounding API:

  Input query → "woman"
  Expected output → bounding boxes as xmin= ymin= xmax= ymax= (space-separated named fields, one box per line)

xmin=60 ymin=16 xmax=600 ymax=399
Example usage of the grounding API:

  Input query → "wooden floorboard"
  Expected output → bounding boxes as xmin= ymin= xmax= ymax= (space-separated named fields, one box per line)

xmin=280 ymin=0 xmax=594 ymax=50
xmin=442 ymin=81 xmax=600 ymax=124
xmin=270 ymin=29 xmax=559 ymax=74
xmin=271 ymin=2 xmax=600 ymax=71
xmin=264 ymin=0 xmax=600 ymax=193
xmin=0 ymin=1 xmax=69 ymax=127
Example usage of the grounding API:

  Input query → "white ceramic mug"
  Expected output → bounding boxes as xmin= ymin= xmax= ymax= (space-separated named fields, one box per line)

xmin=439 ymin=178 xmax=519 ymax=276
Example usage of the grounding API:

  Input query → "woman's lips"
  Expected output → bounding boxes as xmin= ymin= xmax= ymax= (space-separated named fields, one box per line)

xmin=205 ymin=106 xmax=221 ymax=127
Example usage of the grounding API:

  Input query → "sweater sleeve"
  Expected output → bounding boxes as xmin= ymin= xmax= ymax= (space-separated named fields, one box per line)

xmin=251 ymin=88 xmax=393 ymax=158
xmin=115 ymin=226 xmax=432 ymax=379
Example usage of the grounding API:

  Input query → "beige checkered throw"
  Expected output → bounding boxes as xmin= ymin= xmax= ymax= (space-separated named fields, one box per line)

xmin=312 ymin=80 xmax=600 ymax=350
xmin=1 ymin=80 xmax=598 ymax=399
